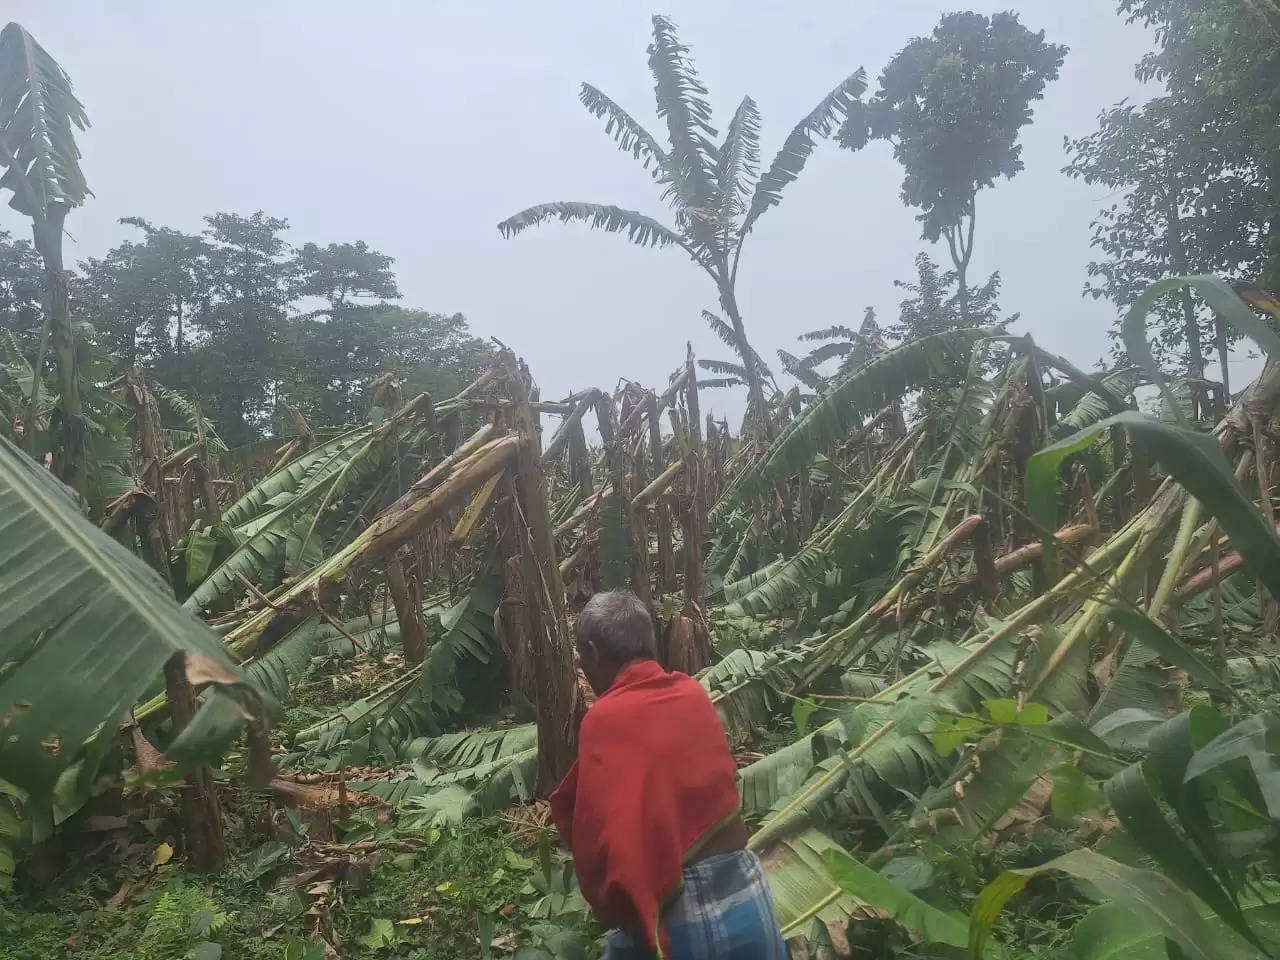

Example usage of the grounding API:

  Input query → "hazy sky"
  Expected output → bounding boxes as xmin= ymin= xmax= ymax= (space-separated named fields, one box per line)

xmin=5 ymin=2 xmax=1161 ymax=424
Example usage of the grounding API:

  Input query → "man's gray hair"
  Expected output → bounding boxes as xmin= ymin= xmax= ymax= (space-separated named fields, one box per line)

xmin=575 ymin=589 xmax=658 ymax=664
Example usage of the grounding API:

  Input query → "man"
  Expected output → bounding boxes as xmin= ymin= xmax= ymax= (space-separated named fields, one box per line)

xmin=549 ymin=590 xmax=786 ymax=959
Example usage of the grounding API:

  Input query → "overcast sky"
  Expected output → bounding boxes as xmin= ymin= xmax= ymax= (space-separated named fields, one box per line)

xmin=5 ymin=2 xmax=1162 ymax=424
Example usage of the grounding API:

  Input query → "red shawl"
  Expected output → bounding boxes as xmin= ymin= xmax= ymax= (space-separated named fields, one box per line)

xmin=549 ymin=660 xmax=740 ymax=951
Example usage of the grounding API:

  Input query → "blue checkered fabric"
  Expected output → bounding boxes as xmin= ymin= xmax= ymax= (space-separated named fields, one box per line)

xmin=602 ymin=850 xmax=788 ymax=959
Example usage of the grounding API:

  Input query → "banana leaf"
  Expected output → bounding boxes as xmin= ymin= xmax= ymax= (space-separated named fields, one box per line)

xmin=1027 ymin=411 xmax=1280 ymax=603
xmin=0 ymin=436 xmax=266 ymax=800
xmin=723 ymin=328 xmax=994 ymax=506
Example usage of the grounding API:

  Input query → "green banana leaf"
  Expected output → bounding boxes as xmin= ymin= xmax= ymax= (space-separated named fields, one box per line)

xmin=1026 ymin=411 xmax=1280 ymax=604
xmin=0 ymin=435 xmax=266 ymax=800
xmin=823 ymin=847 xmax=968 ymax=947
xmin=969 ymin=848 xmax=1247 ymax=960
xmin=1104 ymin=759 xmax=1269 ymax=955
xmin=1068 ymin=898 xmax=1280 ymax=959
xmin=722 ymin=328 xmax=994 ymax=506
xmin=1122 ymin=275 xmax=1280 ymax=421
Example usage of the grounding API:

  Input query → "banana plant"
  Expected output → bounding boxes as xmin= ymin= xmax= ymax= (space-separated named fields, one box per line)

xmin=499 ymin=15 xmax=866 ymax=440
xmin=0 ymin=22 xmax=91 ymax=492
xmin=0 ymin=433 xmax=271 ymax=886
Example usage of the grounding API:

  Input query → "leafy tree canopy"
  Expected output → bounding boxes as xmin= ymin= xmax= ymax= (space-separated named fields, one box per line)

xmin=0 ymin=214 xmax=490 ymax=445
xmin=0 ymin=229 xmax=41 ymax=350
xmin=839 ymin=11 xmax=1066 ymax=243
xmin=893 ymin=252 xmax=1014 ymax=343
xmin=1064 ymin=97 xmax=1265 ymax=374
xmin=1061 ymin=0 xmax=1280 ymax=397
xmin=296 ymin=240 xmax=400 ymax=313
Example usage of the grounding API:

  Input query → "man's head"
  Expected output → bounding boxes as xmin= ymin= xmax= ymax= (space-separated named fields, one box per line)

xmin=575 ymin=589 xmax=658 ymax=694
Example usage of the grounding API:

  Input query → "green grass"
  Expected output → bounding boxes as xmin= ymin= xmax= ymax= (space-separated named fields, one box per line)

xmin=0 ymin=819 xmax=596 ymax=960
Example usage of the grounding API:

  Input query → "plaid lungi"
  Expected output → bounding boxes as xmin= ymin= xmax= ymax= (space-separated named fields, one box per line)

xmin=602 ymin=849 xmax=787 ymax=959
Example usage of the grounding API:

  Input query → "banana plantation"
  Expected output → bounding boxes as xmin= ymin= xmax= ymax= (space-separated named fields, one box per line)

xmin=6 ymin=5 xmax=1280 ymax=960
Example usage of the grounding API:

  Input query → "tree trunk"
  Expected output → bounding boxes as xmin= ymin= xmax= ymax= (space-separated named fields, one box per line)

xmin=595 ymin=392 xmax=638 ymax=592
xmin=188 ymin=457 xmax=220 ymax=527
xmin=134 ymin=495 xmax=170 ymax=579
xmin=164 ymin=653 xmax=227 ymax=873
xmin=32 ymin=207 xmax=86 ymax=495
xmin=568 ymin=418 xmax=593 ymax=501
xmin=718 ymin=288 xmax=799 ymax=551
xmin=1166 ymin=196 xmax=1205 ymax=410
xmin=682 ymin=348 xmax=706 ymax=611
xmin=944 ymin=204 xmax=976 ymax=327
xmin=125 ymin=368 xmax=173 ymax=576
xmin=386 ymin=554 xmax=427 ymax=664
xmin=500 ymin=352 xmax=581 ymax=794
xmin=1214 ymin=310 xmax=1231 ymax=402
xmin=718 ymin=285 xmax=772 ymax=444
xmin=670 ymin=366 xmax=713 ymax=674
xmin=705 ymin=414 xmax=723 ymax=505
xmin=499 ymin=474 xmax=538 ymax=707
xmin=543 ymin=390 xmax=598 ymax=468
xmin=1110 ymin=424 xmax=1129 ymax=523
xmin=648 ymin=393 xmax=674 ymax=595
xmin=626 ymin=412 xmax=654 ymax=608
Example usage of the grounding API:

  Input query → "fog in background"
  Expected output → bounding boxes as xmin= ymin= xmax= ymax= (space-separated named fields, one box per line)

xmin=4 ymin=1 xmax=1163 ymax=425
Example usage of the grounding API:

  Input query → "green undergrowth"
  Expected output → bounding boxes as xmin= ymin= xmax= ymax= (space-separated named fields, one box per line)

xmin=0 ymin=817 xmax=596 ymax=960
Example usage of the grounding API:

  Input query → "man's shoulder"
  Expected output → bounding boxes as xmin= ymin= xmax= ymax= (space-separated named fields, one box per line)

xmin=589 ymin=668 xmax=710 ymax=721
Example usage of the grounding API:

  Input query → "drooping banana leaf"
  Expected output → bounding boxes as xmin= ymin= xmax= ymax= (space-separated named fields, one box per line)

xmin=744 ymin=632 xmax=1017 ymax=845
xmin=762 ymin=826 xmax=969 ymax=948
xmin=1122 ymin=275 xmax=1280 ymax=421
xmin=822 ymin=846 xmax=968 ymax=947
xmin=188 ymin=420 xmax=428 ymax=612
xmin=970 ymin=848 xmax=1252 ymax=960
xmin=907 ymin=625 xmax=1090 ymax=845
xmin=242 ymin=616 xmax=329 ymax=704
xmin=293 ymin=572 xmax=502 ymax=762
xmin=184 ymin=503 xmax=294 ymax=612
xmin=1068 ymin=896 xmax=1280 ymax=960
xmin=0 ymin=435 xmax=266 ymax=800
xmin=219 ymin=426 xmax=370 ymax=529
xmin=0 ymin=22 xmax=90 ymax=217
xmin=762 ymin=828 xmax=866 ymax=937
xmin=407 ymin=724 xmax=537 ymax=769
xmin=152 ymin=383 xmax=227 ymax=453
xmin=721 ymin=328 xmax=994 ymax=506
xmin=400 ymin=724 xmax=539 ymax=827
xmin=1028 ymin=411 xmax=1280 ymax=603
xmin=725 ymin=508 xmax=895 ymax=619
xmin=722 ymin=557 xmax=787 ymax=606
xmin=702 ymin=644 xmax=817 ymax=743
xmin=1051 ymin=367 xmax=1142 ymax=437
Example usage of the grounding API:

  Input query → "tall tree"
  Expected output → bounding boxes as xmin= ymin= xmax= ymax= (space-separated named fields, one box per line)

xmin=839 ymin=12 xmax=1065 ymax=324
xmin=291 ymin=240 xmax=402 ymax=424
xmin=1117 ymin=0 xmax=1280 ymax=286
xmin=498 ymin=14 xmax=865 ymax=441
xmin=76 ymin=218 xmax=211 ymax=369
xmin=73 ymin=216 xmax=492 ymax=436
xmin=295 ymin=240 xmax=399 ymax=312
xmin=188 ymin=212 xmax=298 ymax=444
xmin=291 ymin=306 xmax=490 ymax=426
xmin=1064 ymin=98 xmax=1264 ymax=396
xmin=0 ymin=22 xmax=92 ymax=491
